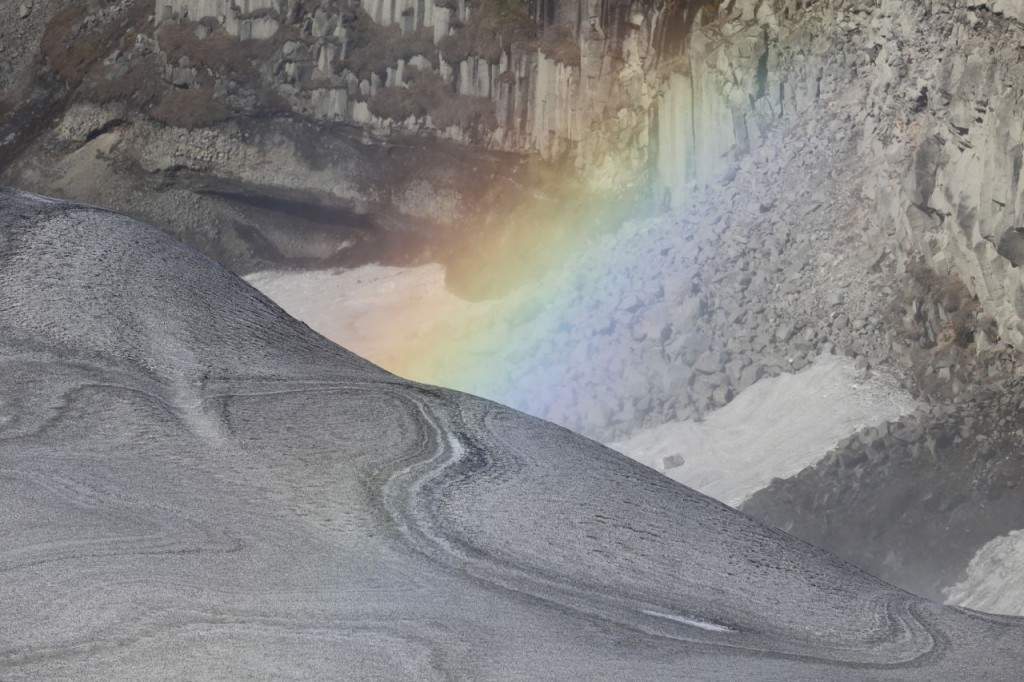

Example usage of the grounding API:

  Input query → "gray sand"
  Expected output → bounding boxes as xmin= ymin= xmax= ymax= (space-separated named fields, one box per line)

xmin=0 ymin=189 xmax=1021 ymax=680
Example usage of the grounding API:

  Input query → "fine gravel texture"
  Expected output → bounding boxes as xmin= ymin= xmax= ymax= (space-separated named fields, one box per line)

xmin=2 ymin=188 xmax=1024 ymax=679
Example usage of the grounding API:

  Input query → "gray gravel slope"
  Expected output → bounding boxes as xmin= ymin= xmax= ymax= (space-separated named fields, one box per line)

xmin=0 ymin=188 xmax=1021 ymax=680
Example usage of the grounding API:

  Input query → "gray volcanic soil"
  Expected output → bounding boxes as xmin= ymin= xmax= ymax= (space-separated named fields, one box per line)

xmin=2 ymin=189 xmax=1024 ymax=679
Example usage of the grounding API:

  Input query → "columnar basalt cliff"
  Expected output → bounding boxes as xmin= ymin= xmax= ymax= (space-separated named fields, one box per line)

xmin=141 ymin=0 xmax=796 ymax=195
xmin=5 ymin=0 xmax=1024 ymax=380
xmin=0 ymin=0 xmax=704 ymax=277
xmin=145 ymin=0 xmax=681 ymax=190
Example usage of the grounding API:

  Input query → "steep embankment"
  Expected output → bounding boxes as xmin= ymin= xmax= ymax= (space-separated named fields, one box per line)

xmin=4 ymin=187 xmax=1024 ymax=680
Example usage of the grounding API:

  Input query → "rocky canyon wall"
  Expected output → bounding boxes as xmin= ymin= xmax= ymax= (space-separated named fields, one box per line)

xmin=141 ymin=0 xmax=856 ymax=217
xmin=870 ymin=0 xmax=1024 ymax=348
xmin=9 ymin=0 xmax=1024 ymax=347
xmin=148 ymin=0 xmax=676 ymax=192
xmin=658 ymin=0 xmax=1024 ymax=348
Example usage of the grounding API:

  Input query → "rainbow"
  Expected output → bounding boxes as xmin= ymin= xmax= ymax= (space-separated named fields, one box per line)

xmin=375 ymin=191 xmax=676 ymax=436
xmin=251 ymin=8 xmax=774 ymax=438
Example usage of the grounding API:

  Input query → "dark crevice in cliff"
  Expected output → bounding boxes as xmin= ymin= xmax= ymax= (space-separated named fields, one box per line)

xmin=0 ymin=74 xmax=68 ymax=172
xmin=200 ymin=188 xmax=435 ymax=272
xmin=755 ymin=28 xmax=769 ymax=100
xmin=204 ymin=191 xmax=377 ymax=230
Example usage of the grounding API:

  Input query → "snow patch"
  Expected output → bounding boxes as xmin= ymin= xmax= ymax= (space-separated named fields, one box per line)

xmin=610 ymin=355 xmax=917 ymax=507
xmin=246 ymin=264 xmax=488 ymax=372
xmin=945 ymin=529 xmax=1024 ymax=616
xmin=641 ymin=609 xmax=736 ymax=633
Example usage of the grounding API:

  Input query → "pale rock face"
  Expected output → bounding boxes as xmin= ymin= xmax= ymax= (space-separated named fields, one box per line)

xmin=648 ymin=0 xmax=1024 ymax=349
xmin=309 ymin=87 xmax=348 ymax=120
xmin=351 ymin=99 xmax=372 ymax=124
xmin=137 ymin=0 xmax=1024 ymax=349
xmin=235 ymin=16 xmax=279 ymax=40
xmin=847 ymin=4 xmax=1024 ymax=346
xmin=989 ymin=0 xmax=1024 ymax=22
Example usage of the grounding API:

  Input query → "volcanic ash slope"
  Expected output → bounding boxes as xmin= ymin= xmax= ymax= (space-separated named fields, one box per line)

xmin=0 ymin=188 xmax=1022 ymax=680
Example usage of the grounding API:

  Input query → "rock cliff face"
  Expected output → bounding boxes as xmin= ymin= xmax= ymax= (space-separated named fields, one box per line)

xmin=3 ymin=0 xmax=1017 ymax=330
xmin=0 ymin=0 xmax=669 ymax=276
xmin=703 ymin=0 xmax=1024 ymax=350
xmin=8 ymin=0 xmax=1020 ymax=340
xmin=6 ymin=1 xmax=1024 ymax=343
xmin=140 ymin=0 xmax=784 ymax=196
xmin=650 ymin=0 xmax=1024 ymax=352
xmin=141 ymin=0 xmax=676 ymax=197
xmin=849 ymin=0 xmax=1024 ymax=350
